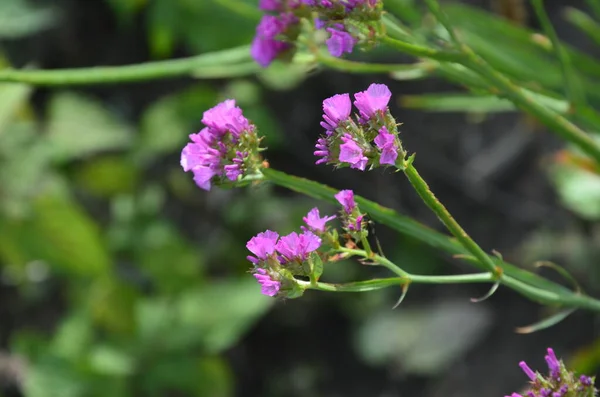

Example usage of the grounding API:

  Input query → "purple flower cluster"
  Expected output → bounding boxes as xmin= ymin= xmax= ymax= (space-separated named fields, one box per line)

xmin=180 ymin=100 xmax=264 ymax=191
xmin=251 ymin=0 xmax=381 ymax=67
xmin=246 ymin=227 xmax=323 ymax=297
xmin=335 ymin=189 xmax=364 ymax=232
xmin=315 ymin=83 xmax=402 ymax=171
xmin=507 ymin=348 xmax=597 ymax=397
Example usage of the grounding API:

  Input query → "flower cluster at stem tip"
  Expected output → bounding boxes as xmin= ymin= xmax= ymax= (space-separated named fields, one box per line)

xmin=508 ymin=348 xmax=597 ymax=397
xmin=247 ymin=189 xmax=367 ymax=298
xmin=252 ymin=0 xmax=383 ymax=67
xmin=316 ymin=83 xmax=405 ymax=171
xmin=180 ymin=100 xmax=265 ymax=191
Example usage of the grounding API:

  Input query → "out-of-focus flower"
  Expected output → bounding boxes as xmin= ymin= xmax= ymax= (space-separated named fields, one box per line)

xmin=506 ymin=348 xmax=597 ymax=397
xmin=326 ymin=25 xmax=356 ymax=57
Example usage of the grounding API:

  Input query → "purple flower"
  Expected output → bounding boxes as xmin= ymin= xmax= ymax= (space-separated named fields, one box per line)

xmin=181 ymin=129 xmax=223 ymax=191
xmin=326 ymin=26 xmax=356 ymax=57
xmin=247 ymin=230 xmax=279 ymax=264
xmin=253 ymin=268 xmax=281 ymax=296
xmin=580 ymin=375 xmax=593 ymax=386
xmin=251 ymin=14 xmax=294 ymax=67
xmin=339 ymin=134 xmax=368 ymax=170
xmin=374 ymin=126 xmax=398 ymax=165
xmin=505 ymin=394 xmax=523 ymax=397
xmin=321 ymin=93 xmax=351 ymax=131
xmin=201 ymin=99 xmax=251 ymax=137
xmin=259 ymin=0 xmax=282 ymax=11
xmin=353 ymin=83 xmax=392 ymax=120
xmin=303 ymin=207 xmax=336 ymax=232
xmin=224 ymin=151 xmax=245 ymax=181
xmin=335 ymin=189 xmax=356 ymax=213
xmin=519 ymin=361 xmax=537 ymax=381
xmin=314 ymin=137 xmax=330 ymax=165
xmin=545 ymin=348 xmax=560 ymax=379
xmin=275 ymin=231 xmax=321 ymax=262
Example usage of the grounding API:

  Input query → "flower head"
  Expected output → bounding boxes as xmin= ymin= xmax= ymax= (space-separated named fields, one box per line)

xmin=276 ymin=231 xmax=321 ymax=262
xmin=253 ymin=268 xmax=281 ymax=296
xmin=326 ymin=26 xmax=356 ymax=57
xmin=181 ymin=100 xmax=263 ymax=191
xmin=374 ymin=126 xmax=398 ymax=165
xmin=251 ymin=14 xmax=296 ymax=67
xmin=339 ymin=134 xmax=368 ymax=170
xmin=303 ymin=207 xmax=336 ymax=232
xmin=508 ymin=348 xmax=597 ymax=397
xmin=353 ymin=83 xmax=392 ymax=120
xmin=335 ymin=189 xmax=356 ymax=213
xmin=246 ymin=230 xmax=279 ymax=264
xmin=321 ymin=93 xmax=352 ymax=131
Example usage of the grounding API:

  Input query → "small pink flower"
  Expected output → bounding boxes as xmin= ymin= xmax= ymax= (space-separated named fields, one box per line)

xmin=253 ymin=268 xmax=280 ymax=296
xmin=339 ymin=134 xmax=368 ymax=171
xmin=303 ymin=208 xmax=336 ymax=232
xmin=246 ymin=230 xmax=279 ymax=264
xmin=335 ymin=190 xmax=356 ymax=213
xmin=353 ymin=83 xmax=392 ymax=120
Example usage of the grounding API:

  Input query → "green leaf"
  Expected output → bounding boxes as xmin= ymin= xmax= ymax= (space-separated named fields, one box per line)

xmin=400 ymin=92 xmax=569 ymax=114
xmin=549 ymin=163 xmax=600 ymax=220
xmin=24 ymin=356 xmax=86 ymax=397
xmin=87 ymin=345 xmax=135 ymax=376
xmin=46 ymin=92 xmax=133 ymax=163
xmin=354 ymin=300 xmax=491 ymax=374
xmin=564 ymin=7 xmax=600 ymax=47
xmin=0 ymin=191 xmax=111 ymax=277
xmin=0 ymin=81 xmax=32 ymax=134
xmin=0 ymin=0 xmax=56 ymax=39
xmin=74 ymin=155 xmax=137 ymax=197
xmin=50 ymin=312 xmax=93 ymax=361
xmin=142 ymin=355 xmax=233 ymax=397
xmin=515 ymin=308 xmax=576 ymax=334
xmin=136 ymin=278 xmax=273 ymax=354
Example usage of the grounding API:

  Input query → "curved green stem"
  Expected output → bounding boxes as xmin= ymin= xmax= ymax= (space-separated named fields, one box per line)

xmin=402 ymin=160 xmax=500 ymax=276
xmin=0 ymin=45 xmax=251 ymax=86
xmin=314 ymin=52 xmax=434 ymax=77
xmin=337 ymin=247 xmax=409 ymax=277
xmin=298 ymin=278 xmax=407 ymax=292
xmin=379 ymin=35 xmax=464 ymax=63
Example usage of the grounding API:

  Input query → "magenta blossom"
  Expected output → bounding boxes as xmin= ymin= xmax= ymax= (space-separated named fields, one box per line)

xmin=374 ymin=126 xmax=398 ymax=165
xmin=335 ymin=189 xmax=356 ymax=213
xmin=275 ymin=231 xmax=321 ymax=262
xmin=303 ymin=207 xmax=336 ymax=232
xmin=181 ymin=100 xmax=258 ymax=191
xmin=251 ymin=14 xmax=295 ymax=67
xmin=202 ymin=99 xmax=251 ymax=137
xmin=339 ymin=134 xmax=368 ymax=170
xmin=314 ymin=137 xmax=330 ymax=165
xmin=246 ymin=230 xmax=279 ymax=264
xmin=253 ymin=268 xmax=281 ymax=296
xmin=321 ymin=93 xmax=352 ymax=131
xmin=353 ymin=83 xmax=392 ymax=120
xmin=326 ymin=26 xmax=356 ymax=57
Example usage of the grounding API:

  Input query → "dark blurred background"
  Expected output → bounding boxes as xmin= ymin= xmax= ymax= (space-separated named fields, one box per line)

xmin=0 ymin=0 xmax=599 ymax=396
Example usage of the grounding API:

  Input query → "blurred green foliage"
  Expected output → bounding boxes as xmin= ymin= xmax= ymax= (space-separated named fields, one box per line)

xmin=2 ymin=0 xmax=600 ymax=396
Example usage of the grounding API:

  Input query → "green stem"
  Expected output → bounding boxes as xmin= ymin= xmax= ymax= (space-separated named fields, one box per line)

xmin=336 ymin=247 xmax=409 ymax=277
xmin=402 ymin=160 xmax=500 ymax=276
xmin=0 ymin=45 xmax=251 ymax=86
xmin=379 ymin=35 xmax=464 ymax=63
xmin=314 ymin=52 xmax=434 ymax=76
xmin=259 ymin=168 xmax=600 ymax=311
xmin=531 ymin=0 xmax=584 ymax=106
xmin=410 ymin=272 xmax=494 ymax=284
xmin=298 ymin=278 xmax=407 ymax=292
